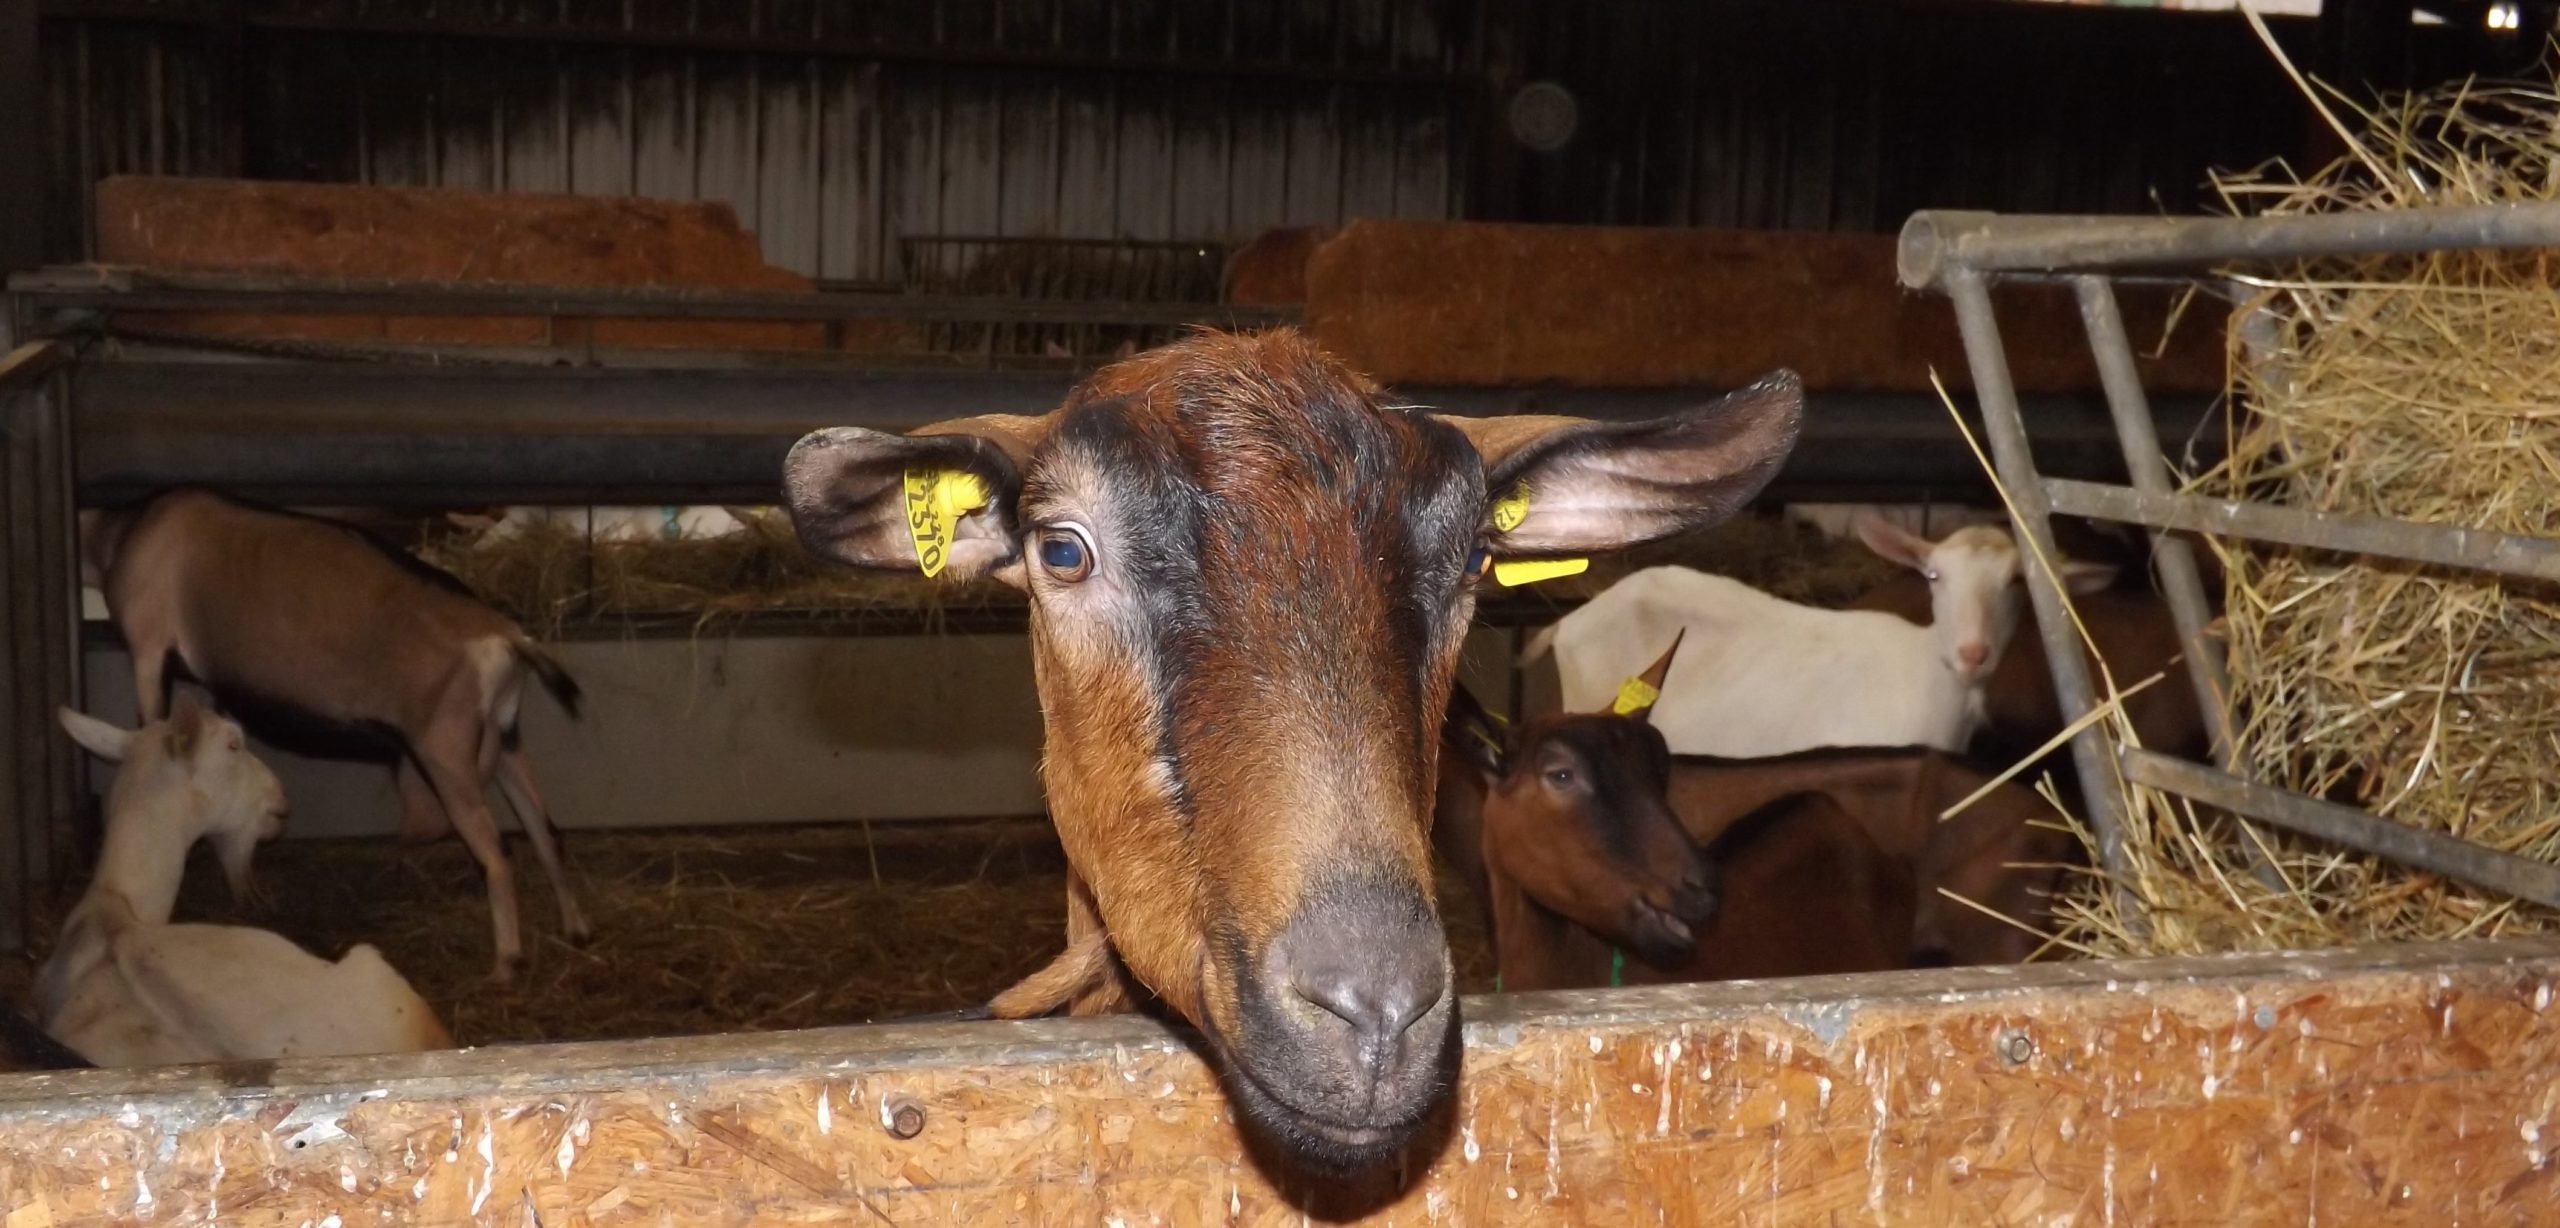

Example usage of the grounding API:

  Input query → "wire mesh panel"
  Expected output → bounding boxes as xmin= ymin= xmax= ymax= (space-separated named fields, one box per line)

xmin=895 ymin=236 xmax=1232 ymax=363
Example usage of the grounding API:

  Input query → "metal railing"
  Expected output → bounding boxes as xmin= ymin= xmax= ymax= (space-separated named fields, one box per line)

xmin=1899 ymin=203 xmax=2560 ymax=922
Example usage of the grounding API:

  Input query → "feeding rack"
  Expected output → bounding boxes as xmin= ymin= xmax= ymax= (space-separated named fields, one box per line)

xmin=1897 ymin=202 xmax=2560 ymax=928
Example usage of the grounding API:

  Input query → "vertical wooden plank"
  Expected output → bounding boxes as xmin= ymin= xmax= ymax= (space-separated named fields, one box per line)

xmin=936 ymin=70 xmax=1002 ymax=238
xmin=1051 ymin=77 xmax=1116 ymax=239
xmin=757 ymin=57 xmax=821 ymax=273
xmin=997 ymin=76 xmax=1060 ymax=238
xmin=817 ymin=62 xmax=883 ymax=281
xmin=941 ymin=0 xmax=999 ymax=51
xmin=435 ymin=39 xmax=498 ymax=191
xmin=630 ymin=50 xmax=696 ymax=203
xmin=1223 ymin=82 xmax=1291 ymax=241
xmin=1111 ymin=80 xmax=1174 ymax=240
xmin=496 ymin=42 xmax=569 ymax=194
xmin=362 ymin=32 xmax=441 ymax=187
xmin=1335 ymin=85 xmax=1397 ymax=224
xmin=1280 ymin=85 xmax=1339 ymax=227
xmin=879 ymin=65 xmax=943 ymax=277
xmin=565 ymin=44 xmax=635 ymax=196
xmin=1168 ymin=76 xmax=1228 ymax=238
xmin=693 ymin=55 xmax=760 ymax=231
xmin=1052 ymin=0 xmax=1112 ymax=57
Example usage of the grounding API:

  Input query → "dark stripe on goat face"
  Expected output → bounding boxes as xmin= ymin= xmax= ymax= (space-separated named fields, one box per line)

xmin=1517 ymin=718 xmax=1678 ymax=866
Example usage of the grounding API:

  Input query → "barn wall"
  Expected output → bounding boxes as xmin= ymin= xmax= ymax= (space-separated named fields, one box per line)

xmin=37 ymin=2 xmax=2474 ymax=273
xmin=72 ymin=623 xmax=1531 ymax=834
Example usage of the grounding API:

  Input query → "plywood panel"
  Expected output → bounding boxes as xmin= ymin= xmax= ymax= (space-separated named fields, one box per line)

xmin=1 ymin=939 xmax=2552 ymax=1224
xmin=1304 ymin=220 xmax=2225 ymax=395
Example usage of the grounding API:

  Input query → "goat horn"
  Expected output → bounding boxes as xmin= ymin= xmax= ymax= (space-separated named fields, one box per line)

xmin=1609 ymin=629 xmax=1687 ymax=723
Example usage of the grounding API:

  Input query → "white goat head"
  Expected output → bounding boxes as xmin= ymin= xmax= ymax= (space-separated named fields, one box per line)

xmin=1854 ymin=517 xmax=2116 ymax=686
xmin=59 ymin=693 xmax=287 ymax=904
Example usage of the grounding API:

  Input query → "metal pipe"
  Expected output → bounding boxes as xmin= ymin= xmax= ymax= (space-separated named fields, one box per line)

xmin=2070 ymin=277 xmax=2236 ymax=761
xmin=2041 ymin=478 xmax=2560 ymax=585
xmin=34 ymin=381 xmax=74 ymax=892
xmin=1899 ymin=204 xmax=2560 ymax=291
xmin=2120 ymin=750 xmax=2560 ymax=910
xmin=10 ymin=275 xmax=1301 ymax=329
xmin=1 ymin=387 xmax=38 ymax=952
xmin=1943 ymin=270 xmax=2143 ymax=915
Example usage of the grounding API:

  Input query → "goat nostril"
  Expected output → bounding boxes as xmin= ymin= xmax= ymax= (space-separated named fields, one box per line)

xmin=1292 ymin=959 xmax=1443 ymax=1047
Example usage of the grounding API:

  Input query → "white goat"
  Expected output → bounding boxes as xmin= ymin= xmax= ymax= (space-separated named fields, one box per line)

xmin=1523 ymin=518 xmax=2113 ymax=757
xmin=37 ymin=696 xmax=452 ymax=1066
xmin=453 ymin=504 xmax=766 ymax=544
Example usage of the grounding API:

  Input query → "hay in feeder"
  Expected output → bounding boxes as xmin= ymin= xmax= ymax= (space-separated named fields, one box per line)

xmin=2056 ymin=74 xmax=2560 ymax=958
xmin=417 ymin=505 xmax=1906 ymax=639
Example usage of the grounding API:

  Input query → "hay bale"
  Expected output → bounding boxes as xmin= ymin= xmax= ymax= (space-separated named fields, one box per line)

xmin=2058 ymin=78 xmax=2560 ymax=958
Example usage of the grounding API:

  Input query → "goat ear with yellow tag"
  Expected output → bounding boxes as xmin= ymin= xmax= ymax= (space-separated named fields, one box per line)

xmin=1608 ymin=630 xmax=1686 ymax=723
xmin=784 ymin=415 xmax=1045 ymax=585
xmin=1484 ymin=480 xmax=1590 ymax=587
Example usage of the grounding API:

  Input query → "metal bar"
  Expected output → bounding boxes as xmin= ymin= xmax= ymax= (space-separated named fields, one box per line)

xmin=1899 ymin=204 xmax=2560 ymax=290
xmin=34 ymin=379 xmax=75 ymax=896
xmin=2042 ymin=478 xmax=2560 ymax=585
xmin=1943 ymin=270 xmax=2142 ymax=912
xmin=1 ymin=387 xmax=38 ymax=952
xmin=2120 ymin=750 xmax=2560 ymax=910
xmin=38 ymin=0 xmax=1481 ymax=87
xmin=14 ymin=284 xmax=1299 ymax=329
xmin=2070 ymin=277 xmax=2235 ymax=761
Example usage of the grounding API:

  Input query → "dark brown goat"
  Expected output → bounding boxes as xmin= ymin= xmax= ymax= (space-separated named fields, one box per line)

xmin=84 ymin=489 xmax=589 ymax=982
xmin=783 ymin=327 xmax=1801 ymax=1173
xmin=1441 ymin=669 xmax=2075 ymax=993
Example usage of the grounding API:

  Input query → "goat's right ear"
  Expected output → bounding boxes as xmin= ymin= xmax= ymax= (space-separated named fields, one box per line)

xmin=58 ymin=707 xmax=133 ymax=762
xmin=783 ymin=413 xmax=1049 ymax=585
xmin=1853 ymin=515 xmax=1935 ymax=572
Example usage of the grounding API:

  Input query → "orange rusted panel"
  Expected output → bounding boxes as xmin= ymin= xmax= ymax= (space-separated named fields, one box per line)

xmin=0 ymin=938 xmax=2552 ymax=1225
xmin=1302 ymin=219 xmax=2224 ymax=396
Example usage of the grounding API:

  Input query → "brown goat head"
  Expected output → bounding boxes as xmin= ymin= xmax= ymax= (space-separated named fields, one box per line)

xmin=784 ymin=328 xmax=1799 ymax=1172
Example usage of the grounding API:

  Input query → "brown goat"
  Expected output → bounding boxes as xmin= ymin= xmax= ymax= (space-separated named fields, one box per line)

xmin=1444 ymin=666 xmax=2075 ymax=993
xmin=84 ymin=489 xmax=589 ymax=982
xmin=784 ymin=327 xmax=1801 ymax=1172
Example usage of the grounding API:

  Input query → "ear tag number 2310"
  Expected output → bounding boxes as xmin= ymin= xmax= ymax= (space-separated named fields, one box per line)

xmin=1487 ymin=480 xmax=1589 ymax=588
xmin=904 ymin=468 xmax=990 ymax=578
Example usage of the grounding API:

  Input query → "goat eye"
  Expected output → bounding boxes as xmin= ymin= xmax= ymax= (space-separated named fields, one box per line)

xmin=1036 ymin=525 xmax=1094 ymax=582
xmin=1466 ymin=544 xmax=1492 ymax=580
xmin=1544 ymin=768 xmax=1574 ymax=787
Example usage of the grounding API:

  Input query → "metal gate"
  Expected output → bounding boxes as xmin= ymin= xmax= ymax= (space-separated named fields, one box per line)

xmin=1899 ymin=204 xmax=2560 ymax=926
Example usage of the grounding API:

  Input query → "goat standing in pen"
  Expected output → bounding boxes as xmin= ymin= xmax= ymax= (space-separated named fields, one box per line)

xmin=83 ymin=489 xmax=589 ymax=982
xmin=784 ymin=327 xmax=1801 ymax=1174
xmin=1440 ymin=639 xmax=2074 ymax=993
xmin=39 ymin=696 xmax=451 ymax=1065
xmin=1523 ymin=516 xmax=2115 ymax=757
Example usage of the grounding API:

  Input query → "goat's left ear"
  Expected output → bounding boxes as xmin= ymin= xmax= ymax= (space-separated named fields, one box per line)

xmin=783 ymin=413 xmax=1050 ymax=584
xmin=57 ymin=707 xmax=133 ymax=762
xmin=1443 ymin=370 xmax=1803 ymax=555
xmin=166 ymin=691 xmax=209 ymax=758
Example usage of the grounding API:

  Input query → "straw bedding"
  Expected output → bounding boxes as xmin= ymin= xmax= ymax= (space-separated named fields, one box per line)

xmin=2054 ymin=76 xmax=2560 ymax=957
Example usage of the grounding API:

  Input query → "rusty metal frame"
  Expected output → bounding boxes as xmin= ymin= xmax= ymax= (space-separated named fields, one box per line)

xmin=1900 ymin=202 xmax=2560 ymax=919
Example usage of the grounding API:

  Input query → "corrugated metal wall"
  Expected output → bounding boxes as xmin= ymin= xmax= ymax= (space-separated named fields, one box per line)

xmin=38 ymin=0 xmax=2453 ymax=276
xmin=41 ymin=0 xmax=1487 ymax=281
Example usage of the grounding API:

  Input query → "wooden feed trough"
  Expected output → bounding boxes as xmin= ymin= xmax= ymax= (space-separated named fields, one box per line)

xmin=1 ymin=937 xmax=2554 ymax=1225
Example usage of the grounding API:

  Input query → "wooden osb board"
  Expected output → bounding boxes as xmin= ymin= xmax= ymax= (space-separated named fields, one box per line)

xmin=1 ymin=939 xmax=2555 ymax=1225
xmin=1301 ymin=219 xmax=2224 ymax=396
xmin=87 ymin=176 xmax=920 ymax=355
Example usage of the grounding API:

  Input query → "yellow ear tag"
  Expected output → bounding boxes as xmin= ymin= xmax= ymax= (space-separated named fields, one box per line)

xmin=1490 ymin=479 xmax=1532 ymax=533
xmin=902 ymin=468 xmax=990 ymax=578
xmin=1486 ymin=480 xmax=1586 ymax=586
xmin=1493 ymin=557 xmax=1590 ymax=587
xmin=1612 ymin=676 xmax=1662 ymax=716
